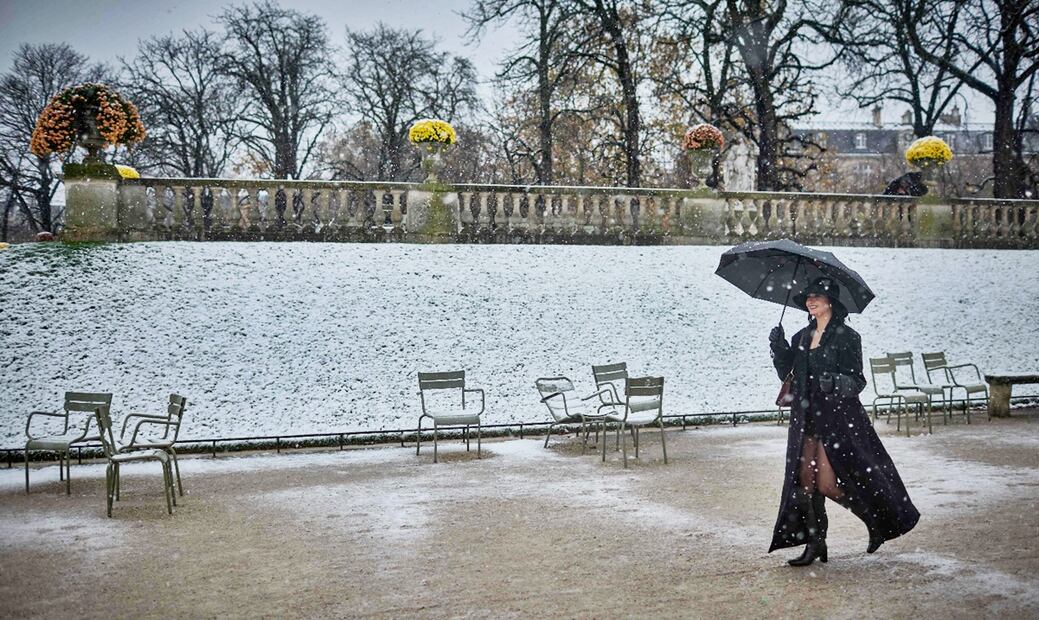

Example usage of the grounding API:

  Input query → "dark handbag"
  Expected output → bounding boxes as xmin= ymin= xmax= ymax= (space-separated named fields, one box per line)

xmin=775 ymin=330 xmax=805 ymax=407
xmin=776 ymin=370 xmax=795 ymax=407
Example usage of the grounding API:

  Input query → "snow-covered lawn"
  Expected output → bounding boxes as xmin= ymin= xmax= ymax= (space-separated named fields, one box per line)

xmin=1 ymin=242 xmax=1036 ymax=448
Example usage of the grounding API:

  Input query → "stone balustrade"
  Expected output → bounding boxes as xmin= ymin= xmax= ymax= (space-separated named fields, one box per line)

xmin=61 ymin=174 xmax=1039 ymax=248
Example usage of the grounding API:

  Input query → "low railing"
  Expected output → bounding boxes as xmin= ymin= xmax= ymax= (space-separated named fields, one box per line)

xmin=94 ymin=177 xmax=1039 ymax=247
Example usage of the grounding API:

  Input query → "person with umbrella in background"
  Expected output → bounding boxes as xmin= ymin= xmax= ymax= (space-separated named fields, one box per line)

xmin=716 ymin=240 xmax=919 ymax=567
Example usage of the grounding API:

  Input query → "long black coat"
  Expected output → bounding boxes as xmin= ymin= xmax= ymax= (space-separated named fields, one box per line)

xmin=767 ymin=318 xmax=920 ymax=553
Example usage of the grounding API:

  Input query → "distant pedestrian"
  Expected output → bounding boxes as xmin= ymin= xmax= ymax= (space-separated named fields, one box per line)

xmin=882 ymin=172 xmax=927 ymax=196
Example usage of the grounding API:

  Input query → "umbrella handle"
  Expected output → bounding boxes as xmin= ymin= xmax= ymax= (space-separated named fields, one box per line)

xmin=779 ymin=256 xmax=803 ymax=325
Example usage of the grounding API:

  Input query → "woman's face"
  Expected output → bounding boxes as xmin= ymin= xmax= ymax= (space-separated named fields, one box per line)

xmin=805 ymin=293 xmax=832 ymax=319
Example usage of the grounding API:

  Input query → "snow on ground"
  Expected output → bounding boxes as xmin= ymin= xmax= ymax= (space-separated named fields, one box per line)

xmin=1 ymin=242 xmax=1037 ymax=448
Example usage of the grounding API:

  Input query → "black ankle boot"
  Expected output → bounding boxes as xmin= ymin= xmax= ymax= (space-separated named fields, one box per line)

xmin=788 ymin=491 xmax=828 ymax=566
xmin=833 ymin=493 xmax=885 ymax=554
xmin=788 ymin=539 xmax=828 ymax=566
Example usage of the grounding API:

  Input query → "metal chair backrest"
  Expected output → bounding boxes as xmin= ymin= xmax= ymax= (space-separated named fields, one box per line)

xmin=418 ymin=371 xmax=466 ymax=411
xmin=869 ymin=356 xmax=897 ymax=394
xmin=93 ymin=406 xmax=118 ymax=459
xmin=921 ymin=352 xmax=949 ymax=382
xmin=65 ymin=392 xmax=112 ymax=435
xmin=164 ymin=394 xmax=188 ymax=441
xmin=885 ymin=351 xmax=920 ymax=385
xmin=418 ymin=371 xmax=466 ymax=391
xmin=625 ymin=376 xmax=664 ymax=419
xmin=592 ymin=362 xmax=627 ymax=403
xmin=535 ymin=377 xmax=575 ymax=421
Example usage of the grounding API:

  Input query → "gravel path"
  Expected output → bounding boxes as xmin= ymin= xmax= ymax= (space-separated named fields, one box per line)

xmin=1 ymin=411 xmax=1037 ymax=619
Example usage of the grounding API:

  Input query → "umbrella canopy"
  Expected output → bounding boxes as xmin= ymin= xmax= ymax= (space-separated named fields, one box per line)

xmin=714 ymin=239 xmax=875 ymax=316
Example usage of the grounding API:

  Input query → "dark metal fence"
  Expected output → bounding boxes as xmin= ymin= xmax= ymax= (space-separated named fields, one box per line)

xmin=7 ymin=395 xmax=1033 ymax=468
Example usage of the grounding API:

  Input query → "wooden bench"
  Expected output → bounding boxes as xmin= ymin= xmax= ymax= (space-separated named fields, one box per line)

xmin=984 ymin=374 xmax=1039 ymax=417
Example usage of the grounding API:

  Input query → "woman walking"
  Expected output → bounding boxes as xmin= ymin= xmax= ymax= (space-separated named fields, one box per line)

xmin=767 ymin=276 xmax=919 ymax=566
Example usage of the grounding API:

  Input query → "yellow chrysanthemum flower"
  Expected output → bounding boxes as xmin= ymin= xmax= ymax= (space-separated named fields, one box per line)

xmin=0 ymin=242 xmax=10 ymax=250
xmin=905 ymin=136 xmax=953 ymax=167
xmin=408 ymin=119 xmax=457 ymax=145
xmin=114 ymin=164 xmax=140 ymax=179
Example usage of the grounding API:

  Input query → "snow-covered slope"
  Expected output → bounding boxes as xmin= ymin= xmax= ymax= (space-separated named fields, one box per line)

xmin=1 ymin=242 xmax=1036 ymax=448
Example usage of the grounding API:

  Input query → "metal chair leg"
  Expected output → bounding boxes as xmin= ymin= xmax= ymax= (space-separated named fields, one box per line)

xmin=163 ymin=463 xmax=173 ymax=515
xmin=659 ymin=418 xmax=668 ymax=464
xmin=171 ymin=448 xmax=184 ymax=496
xmin=65 ymin=451 xmax=71 ymax=495
xmin=105 ymin=463 xmax=114 ymax=518
xmin=24 ymin=446 xmax=30 ymax=494
xmin=433 ymin=425 xmax=439 ymax=463
xmin=477 ymin=424 xmax=481 ymax=458
xmin=544 ymin=422 xmax=556 ymax=449
xmin=620 ymin=422 xmax=628 ymax=468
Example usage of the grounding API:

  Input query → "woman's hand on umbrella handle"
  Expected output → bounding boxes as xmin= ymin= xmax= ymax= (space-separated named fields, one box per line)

xmin=769 ymin=325 xmax=785 ymax=346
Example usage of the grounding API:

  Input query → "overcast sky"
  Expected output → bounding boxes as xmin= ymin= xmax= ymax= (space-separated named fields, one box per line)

xmin=0 ymin=0 xmax=994 ymax=125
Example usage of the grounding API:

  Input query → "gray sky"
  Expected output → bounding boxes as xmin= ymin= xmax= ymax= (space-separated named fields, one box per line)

xmin=0 ymin=0 xmax=994 ymax=125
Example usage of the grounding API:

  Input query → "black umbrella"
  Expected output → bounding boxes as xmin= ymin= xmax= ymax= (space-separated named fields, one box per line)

xmin=714 ymin=239 xmax=875 ymax=323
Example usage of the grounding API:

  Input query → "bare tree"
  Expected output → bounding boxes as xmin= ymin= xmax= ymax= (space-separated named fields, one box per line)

xmin=0 ymin=43 xmax=106 ymax=236
xmin=340 ymin=24 xmax=478 ymax=181
xmin=651 ymin=0 xmax=746 ymax=187
xmin=903 ymin=0 xmax=1039 ymax=198
xmin=121 ymin=29 xmax=241 ymax=178
xmin=217 ymin=1 xmax=337 ymax=179
xmin=826 ymin=0 xmax=967 ymax=137
xmin=465 ymin=0 xmax=588 ymax=185
xmin=721 ymin=0 xmax=839 ymax=191
xmin=565 ymin=0 xmax=649 ymax=187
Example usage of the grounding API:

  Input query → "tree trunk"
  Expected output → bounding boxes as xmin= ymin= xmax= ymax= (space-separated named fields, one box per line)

xmin=595 ymin=1 xmax=641 ymax=187
xmin=992 ymin=86 xmax=1021 ymax=199
xmin=749 ymin=67 xmax=779 ymax=191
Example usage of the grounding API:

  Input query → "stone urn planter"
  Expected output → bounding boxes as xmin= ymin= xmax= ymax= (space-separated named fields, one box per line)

xmin=682 ymin=123 xmax=725 ymax=192
xmin=905 ymin=136 xmax=953 ymax=199
xmin=687 ymin=148 xmax=716 ymax=191
xmin=405 ymin=119 xmax=459 ymax=238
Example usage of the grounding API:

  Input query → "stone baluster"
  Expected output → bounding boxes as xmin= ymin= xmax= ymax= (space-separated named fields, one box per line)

xmin=170 ymin=185 xmax=187 ymax=237
xmin=902 ymin=202 xmax=915 ymax=239
xmin=342 ymin=190 xmax=360 ymax=231
xmin=188 ymin=186 xmax=204 ymax=239
xmin=507 ymin=192 xmax=523 ymax=232
xmin=303 ymin=189 xmax=320 ymax=234
xmin=1026 ymin=204 xmax=1039 ymax=241
xmin=223 ymin=186 xmax=242 ymax=235
xmin=639 ymin=196 xmax=656 ymax=234
xmin=492 ymin=192 xmax=505 ymax=233
xmin=834 ymin=199 xmax=850 ymax=237
xmin=743 ymin=199 xmax=759 ymax=238
xmin=459 ymin=192 xmax=475 ymax=234
xmin=152 ymin=186 xmax=169 ymax=233
xmin=723 ymin=198 xmax=739 ymax=237
xmin=588 ymin=195 xmax=603 ymax=234
xmin=389 ymin=190 xmax=404 ymax=235
xmin=243 ymin=189 xmax=259 ymax=232
xmin=528 ymin=193 xmax=542 ymax=235
xmin=474 ymin=193 xmax=489 ymax=234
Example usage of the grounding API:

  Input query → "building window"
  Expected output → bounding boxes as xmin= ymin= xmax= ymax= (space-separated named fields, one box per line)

xmin=983 ymin=133 xmax=994 ymax=151
xmin=855 ymin=133 xmax=867 ymax=149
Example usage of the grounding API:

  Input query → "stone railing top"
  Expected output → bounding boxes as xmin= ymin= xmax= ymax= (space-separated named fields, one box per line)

xmin=119 ymin=176 xmax=1039 ymax=207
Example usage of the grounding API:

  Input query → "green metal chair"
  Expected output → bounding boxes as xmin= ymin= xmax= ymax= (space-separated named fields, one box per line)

xmin=922 ymin=352 xmax=990 ymax=423
xmin=95 ymin=406 xmax=176 ymax=517
xmin=25 ymin=391 xmax=112 ymax=494
xmin=416 ymin=371 xmax=484 ymax=463
xmin=534 ymin=376 xmax=617 ymax=451
xmin=886 ymin=351 xmax=950 ymax=423
xmin=869 ymin=356 xmax=932 ymax=436
xmin=119 ymin=394 xmax=188 ymax=496
xmin=592 ymin=362 xmax=628 ymax=449
xmin=601 ymin=376 xmax=667 ymax=468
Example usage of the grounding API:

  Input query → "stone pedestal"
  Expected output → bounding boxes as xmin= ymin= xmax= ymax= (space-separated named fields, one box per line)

xmin=62 ymin=163 xmax=121 ymax=242
xmin=119 ymin=184 xmax=151 ymax=240
xmin=405 ymin=188 xmax=459 ymax=241
xmin=676 ymin=195 xmax=727 ymax=241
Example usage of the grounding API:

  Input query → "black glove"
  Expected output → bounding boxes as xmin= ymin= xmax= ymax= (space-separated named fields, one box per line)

xmin=769 ymin=325 xmax=786 ymax=346
xmin=819 ymin=371 xmax=835 ymax=394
